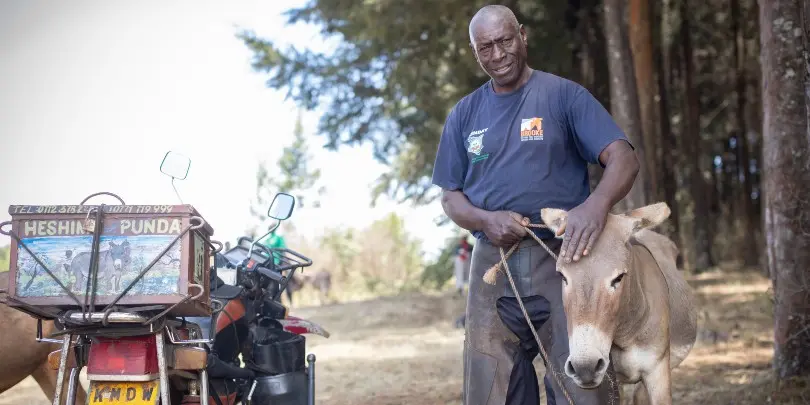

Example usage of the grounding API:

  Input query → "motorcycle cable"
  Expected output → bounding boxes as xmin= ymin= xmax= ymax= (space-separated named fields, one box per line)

xmin=206 ymin=296 xmax=241 ymax=405
xmin=207 ymin=307 xmax=238 ymax=405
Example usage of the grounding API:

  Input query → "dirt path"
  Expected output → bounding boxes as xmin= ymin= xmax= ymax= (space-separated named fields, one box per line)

xmin=0 ymin=269 xmax=784 ymax=404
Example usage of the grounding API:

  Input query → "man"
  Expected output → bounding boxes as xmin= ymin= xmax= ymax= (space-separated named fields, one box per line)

xmin=454 ymin=235 xmax=473 ymax=297
xmin=431 ymin=5 xmax=640 ymax=405
xmin=454 ymin=235 xmax=474 ymax=329
xmin=259 ymin=229 xmax=286 ymax=266
xmin=259 ymin=229 xmax=298 ymax=304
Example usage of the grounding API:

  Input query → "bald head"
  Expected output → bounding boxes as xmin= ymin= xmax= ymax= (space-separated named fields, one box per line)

xmin=466 ymin=5 xmax=530 ymax=93
xmin=468 ymin=5 xmax=520 ymax=45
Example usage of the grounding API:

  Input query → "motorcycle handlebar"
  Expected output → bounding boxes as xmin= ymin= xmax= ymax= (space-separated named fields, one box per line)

xmin=255 ymin=266 xmax=285 ymax=283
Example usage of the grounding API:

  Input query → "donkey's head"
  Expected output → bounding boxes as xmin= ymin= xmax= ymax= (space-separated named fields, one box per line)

xmin=540 ymin=202 xmax=671 ymax=388
xmin=108 ymin=240 xmax=132 ymax=272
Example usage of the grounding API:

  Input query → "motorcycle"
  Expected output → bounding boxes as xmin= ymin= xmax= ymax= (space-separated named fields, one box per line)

xmin=0 ymin=151 xmax=328 ymax=405
xmin=187 ymin=197 xmax=331 ymax=405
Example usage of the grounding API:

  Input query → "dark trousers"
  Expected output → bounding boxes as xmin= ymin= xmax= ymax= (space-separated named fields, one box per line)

xmin=497 ymin=296 xmax=557 ymax=405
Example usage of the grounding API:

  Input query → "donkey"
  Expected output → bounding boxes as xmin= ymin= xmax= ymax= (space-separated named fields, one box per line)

xmin=69 ymin=240 xmax=132 ymax=293
xmin=308 ymin=270 xmax=332 ymax=305
xmin=282 ymin=272 xmax=302 ymax=307
xmin=285 ymin=270 xmax=332 ymax=307
xmin=0 ymin=272 xmax=87 ymax=404
xmin=540 ymin=202 xmax=698 ymax=405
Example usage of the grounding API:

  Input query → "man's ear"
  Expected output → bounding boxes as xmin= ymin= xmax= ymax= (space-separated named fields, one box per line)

xmin=469 ymin=41 xmax=480 ymax=62
xmin=540 ymin=208 xmax=568 ymax=238
xmin=623 ymin=202 xmax=671 ymax=232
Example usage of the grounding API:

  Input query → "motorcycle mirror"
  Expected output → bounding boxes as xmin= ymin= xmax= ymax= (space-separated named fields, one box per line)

xmin=246 ymin=193 xmax=294 ymax=263
xmin=160 ymin=151 xmax=191 ymax=204
xmin=160 ymin=151 xmax=191 ymax=180
xmin=267 ymin=192 xmax=295 ymax=221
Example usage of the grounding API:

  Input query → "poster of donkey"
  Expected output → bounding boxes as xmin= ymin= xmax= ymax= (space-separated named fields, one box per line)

xmin=13 ymin=217 xmax=185 ymax=297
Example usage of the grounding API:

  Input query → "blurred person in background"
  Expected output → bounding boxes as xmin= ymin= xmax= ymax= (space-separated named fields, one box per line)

xmin=454 ymin=234 xmax=473 ymax=297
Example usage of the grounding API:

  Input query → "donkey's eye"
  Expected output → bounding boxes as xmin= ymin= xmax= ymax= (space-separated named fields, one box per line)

xmin=560 ymin=274 xmax=568 ymax=285
xmin=610 ymin=273 xmax=625 ymax=288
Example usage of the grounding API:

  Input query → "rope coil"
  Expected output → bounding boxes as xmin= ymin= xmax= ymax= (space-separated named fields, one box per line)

xmin=482 ymin=223 xmax=559 ymax=284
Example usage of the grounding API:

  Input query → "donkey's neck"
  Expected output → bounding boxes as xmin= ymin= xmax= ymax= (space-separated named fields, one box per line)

xmin=613 ymin=248 xmax=650 ymax=348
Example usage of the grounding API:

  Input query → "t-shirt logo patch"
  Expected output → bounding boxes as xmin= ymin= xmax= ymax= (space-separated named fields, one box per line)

xmin=468 ymin=134 xmax=483 ymax=155
xmin=520 ymin=117 xmax=544 ymax=141
xmin=467 ymin=128 xmax=490 ymax=164
xmin=467 ymin=128 xmax=487 ymax=155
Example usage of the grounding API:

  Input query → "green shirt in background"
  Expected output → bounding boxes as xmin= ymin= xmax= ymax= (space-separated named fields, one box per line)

xmin=259 ymin=232 xmax=286 ymax=265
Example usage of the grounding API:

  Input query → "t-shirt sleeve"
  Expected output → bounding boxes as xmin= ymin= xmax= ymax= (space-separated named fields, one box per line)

xmin=564 ymin=82 xmax=633 ymax=166
xmin=431 ymin=103 xmax=468 ymax=191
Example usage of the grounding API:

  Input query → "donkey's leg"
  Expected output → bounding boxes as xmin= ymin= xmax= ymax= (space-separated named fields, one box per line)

xmin=631 ymin=381 xmax=650 ymax=405
xmin=113 ymin=272 xmax=121 ymax=293
xmin=31 ymin=361 xmax=86 ymax=404
xmin=641 ymin=356 xmax=671 ymax=405
xmin=71 ymin=272 xmax=82 ymax=291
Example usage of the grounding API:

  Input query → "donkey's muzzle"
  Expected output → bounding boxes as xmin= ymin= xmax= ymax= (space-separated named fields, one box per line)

xmin=565 ymin=356 xmax=608 ymax=388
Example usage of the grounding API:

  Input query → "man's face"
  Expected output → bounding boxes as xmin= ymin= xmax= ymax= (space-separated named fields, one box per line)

xmin=470 ymin=19 xmax=527 ymax=90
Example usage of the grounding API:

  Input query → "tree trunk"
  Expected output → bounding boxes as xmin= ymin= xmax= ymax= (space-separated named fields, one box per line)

xmin=759 ymin=0 xmax=810 ymax=380
xmin=746 ymin=0 xmax=767 ymax=274
xmin=732 ymin=0 xmax=760 ymax=267
xmin=719 ymin=139 xmax=734 ymax=261
xmin=567 ymin=0 xmax=584 ymax=84
xmin=575 ymin=0 xmax=609 ymax=192
xmin=680 ymin=0 xmax=714 ymax=271
xmin=590 ymin=4 xmax=612 ymax=108
xmin=720 ymin=140 xmax=732 ymax=210
xmin=654 ymin=0 xmax=679 ymax=241
xmin=603 ymin=0 xmax=649 ymax=211
xmin=629 ymin=0 xmax=660 ymax=202
xmin=574 ymin=0 xmax=609 ymax=102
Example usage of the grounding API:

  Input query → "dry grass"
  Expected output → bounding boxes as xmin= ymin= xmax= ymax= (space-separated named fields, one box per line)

xmin=2 ymin=269 xmax=808 ymax=404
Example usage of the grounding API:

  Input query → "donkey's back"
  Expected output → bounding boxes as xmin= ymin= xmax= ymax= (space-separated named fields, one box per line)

xmin=633 ymin=229 xmax=698 ymax=367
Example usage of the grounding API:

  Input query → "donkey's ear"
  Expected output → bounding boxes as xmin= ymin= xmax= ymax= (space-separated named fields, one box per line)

xmin=623 ymin=202 xmax=671 ymax=232
xmin=540 ymin=208 xmax=569 ymax=238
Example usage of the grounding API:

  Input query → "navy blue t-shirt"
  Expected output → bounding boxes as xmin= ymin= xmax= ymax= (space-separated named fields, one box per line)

xmin=431 ymin=70 xmax=631 ymax=241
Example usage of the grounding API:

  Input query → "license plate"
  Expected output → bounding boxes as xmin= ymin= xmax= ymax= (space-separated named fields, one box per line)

xmin=88 ymin=381 xmax=160 ymax=405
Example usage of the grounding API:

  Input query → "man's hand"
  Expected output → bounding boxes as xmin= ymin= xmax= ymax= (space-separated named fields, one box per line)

xmin=557 ymin=198 xmax=610 ymax=262
xmin=554 ymin=139 xmax=639 ymax=262
xmin=483 ymin=211 xmax=529 ymax=247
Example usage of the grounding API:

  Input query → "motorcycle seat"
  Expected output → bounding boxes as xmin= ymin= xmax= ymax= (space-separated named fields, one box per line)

xmin=210 ymin=274 xmax=243 ymax=300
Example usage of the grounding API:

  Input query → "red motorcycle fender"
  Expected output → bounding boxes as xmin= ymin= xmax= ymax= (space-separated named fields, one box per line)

xmin=279 ymin=315 xmax=331 ymax=338
xmin=215 ymin=299 xmax=246 ymax=334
